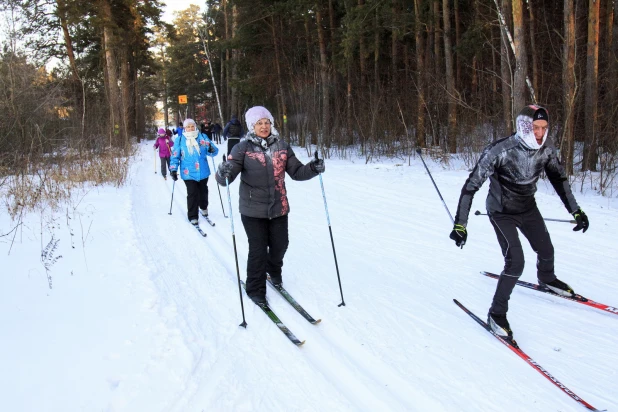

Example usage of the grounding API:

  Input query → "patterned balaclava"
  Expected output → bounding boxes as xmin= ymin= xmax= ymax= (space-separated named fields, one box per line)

xmin=516 ymin=105 xmax=549 ymax=150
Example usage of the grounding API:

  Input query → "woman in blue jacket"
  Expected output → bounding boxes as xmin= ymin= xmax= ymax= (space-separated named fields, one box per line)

xmin=170 ymin=118 xmax=219 ymax=224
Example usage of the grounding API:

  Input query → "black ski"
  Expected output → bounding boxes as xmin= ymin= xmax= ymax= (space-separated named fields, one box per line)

xmin=453 ymin=299 xmax=601 ymax=411
xmin=267 ymin=275 xmax=321 ymax=324
xmin=203 ymin=215 xmax=215 ymax=227
xmin=481 ymin=271 xmax=618 ymax=317
xmin=192 ymin=223 xmax=207 ymax=237
xmin=241 ymin=281 xmax=305 ymax=346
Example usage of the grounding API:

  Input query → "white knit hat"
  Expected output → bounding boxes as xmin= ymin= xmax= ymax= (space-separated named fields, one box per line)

xmin=183 ymin=118 xmax=196 ymax=128
xmin=245 ymin=106 xmax=279 ymax=135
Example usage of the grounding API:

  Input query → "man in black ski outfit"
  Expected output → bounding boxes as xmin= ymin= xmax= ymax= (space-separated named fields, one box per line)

xmin=449 ymin=105 xmax=589 ymax=340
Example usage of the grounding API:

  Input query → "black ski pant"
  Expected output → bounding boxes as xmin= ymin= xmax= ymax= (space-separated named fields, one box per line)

xmin=241 ymin=214 xmax=289 ymax=300
xmin=488 ymin=206 xmax=556 ymax=315
xmin=160 ymin=156 xmax=170 ymax=176
xmin=184 ymin=178 xmax=209 ymax=221
xmin=227 ymin=137 xmax=240 ymax=158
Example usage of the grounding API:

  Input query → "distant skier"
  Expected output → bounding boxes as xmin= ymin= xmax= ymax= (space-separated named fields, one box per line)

xmin=173 ymin=122 xmax=183 ymax=138
xmin=153 ymin=128 xmax=174 ymax=180
xmin=169 ymin=118 xmax=219 ymax=225
xmin=212 ymin=121 xmax=222 ymax=144
xmin=222 ymin=114 xmax=244 ymax=158
xmin=215 ymin=106 xmax=325 ymax=305
xmin=449 ymin=104 xmax=589 ymax=341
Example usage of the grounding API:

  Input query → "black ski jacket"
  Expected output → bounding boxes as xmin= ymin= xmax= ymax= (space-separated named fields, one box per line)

xmin=454 ymin=135 xmax=579 ymax=226
xmin=215 ymin=134 xmax=318 ymax=219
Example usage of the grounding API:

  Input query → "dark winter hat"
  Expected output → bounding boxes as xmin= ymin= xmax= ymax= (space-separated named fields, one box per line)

xmin=532 ymin=107 xmax=548 ymax=122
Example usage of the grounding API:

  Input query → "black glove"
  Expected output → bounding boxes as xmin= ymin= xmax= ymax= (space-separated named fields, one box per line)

xmin=449 ymin=224 xmax=467 ymax=248
xmin=217 ymin=161 xmax=233 ymax=180
xmin=310 ymin=158 xmax=325 ymax=174
xmin=170 ymin=170 xmax=178 ymax=181
xmin=208 ymin=143 xmax=215 ymax=153
xmin=572 ymin=209 xmax=589 ymax=233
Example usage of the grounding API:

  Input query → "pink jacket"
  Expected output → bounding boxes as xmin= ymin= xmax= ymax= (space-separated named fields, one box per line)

xmin=154 ymin=137 xmax=174 ymax=158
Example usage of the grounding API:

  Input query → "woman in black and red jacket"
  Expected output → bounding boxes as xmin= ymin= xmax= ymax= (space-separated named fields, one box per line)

xmin=216 ymin=106 xmax=325 ymax=305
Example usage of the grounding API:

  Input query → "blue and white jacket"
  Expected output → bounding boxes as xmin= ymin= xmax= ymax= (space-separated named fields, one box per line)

xmin=170 ymin=132 xmax=219 ymax=181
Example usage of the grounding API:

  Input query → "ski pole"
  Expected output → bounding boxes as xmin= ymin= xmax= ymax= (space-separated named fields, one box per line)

xmin=168 ymin=180 xmax=176 ymax=215
xmin=416 ymin=148 xmax=465 ymax=249
xmin=154 ymin=149 xmax=157 ymax=174
xmin=315 ymin=150 xmax=345 ymax=307
xmin=474 ymin=210 xmax=576 ymax=224
xmin=416 ymin=148 xmax=454 ymax=224
xmin=224 ymin=171 xmax=247 ymax=328
xmin=211 ymin=154 xmax=227 ymax=217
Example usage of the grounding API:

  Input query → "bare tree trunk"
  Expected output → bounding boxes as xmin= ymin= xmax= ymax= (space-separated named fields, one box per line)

xmin=528 ymin=1 xmax=539 ymax=98
xmin=100 ymin=0 xmax=122 ymax=147
xmin=135 ymin=69 xmax=144 ymax=143
xmin=230 ymin=5 xmax=239 ymax=119
xmin=56 ymin=0 xmax=79 ymax=83
xmin=562 ymin=0 xmax=577 ymax=176
xmin=500 ymin=0 xmax=513 ymax=133
xmin=443 ymin=0 xmax=457 ymax=153
xmin=344 ymin=0 xmax=354 ymax=146
xmin=454 ymin=0 xmax=461 ymax=86
xmin=491 ymin=26 xmax=497 ymax=97
xmin=414 ymin=0 xmax=426 ymax=148
xmin=374 ymin=8 xmax=380 ymax=93
xmin=304 ymin=14 xmax=312 ymax=70
xmin=358 ymin=0 xmax=367 ymax=91
xmin=433 ymin=0 xmax=441 ymax=79
xmin=316 ymin=4 xmax=329 ymax=147
xmin=603 ymin=0 xmax=616 ymax=168
xmin=391 ymin=2 xmax=399 ymax=96
xmin=584 ymin=0 xmax=600 ymax=171
xmin=121 ymin=47 xmax=132 ymax=147
xmin=55 ymin=0 xmax=83 ymax=138
xmin=609 ymin=0 xmax=618 ymax=116
xmin=271 ymin=16 xmax=288 ymax=139
xmin=471 ymin=0 xmax=480 ymax=97
xmin=512 ymin=0 xmax=527 ymax=113
xmin=224 ymin=0 xmax=230 ymax=119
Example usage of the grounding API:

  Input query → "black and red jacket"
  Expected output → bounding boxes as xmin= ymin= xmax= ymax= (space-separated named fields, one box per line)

xmin=216 ymin=134 xmax=318 ymax=219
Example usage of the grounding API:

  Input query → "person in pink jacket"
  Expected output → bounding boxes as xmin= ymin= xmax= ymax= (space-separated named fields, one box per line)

xmin=154 ymin=128 xmax=174 ymax=179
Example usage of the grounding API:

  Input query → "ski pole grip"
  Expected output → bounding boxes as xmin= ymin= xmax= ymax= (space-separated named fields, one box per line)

xmin=415 ymin=148 xmax=422 ymax=155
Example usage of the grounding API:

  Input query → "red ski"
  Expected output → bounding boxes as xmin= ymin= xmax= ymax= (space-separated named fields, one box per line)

xmin=481 ymin=271 xmax=618 ymax=317
xmin=454 ymin=299 xmax=602 ymax=411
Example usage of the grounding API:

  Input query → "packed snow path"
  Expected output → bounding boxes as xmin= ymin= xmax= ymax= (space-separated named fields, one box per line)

xmin=1 ymin=141 xmax=617 ymax=411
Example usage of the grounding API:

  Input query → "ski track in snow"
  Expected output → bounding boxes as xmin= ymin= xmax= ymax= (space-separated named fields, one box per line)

xmin=2 ymin=142 xmax=617 ymax=411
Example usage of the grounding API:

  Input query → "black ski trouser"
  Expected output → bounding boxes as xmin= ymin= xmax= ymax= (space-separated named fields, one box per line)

xmin=488 ymin=206 xmax=556 ymax=315
xmin=241 ymin=214 xmax=289 ymax=299
xmin=227 ymin=137 xmax=240 ymax=157
xmin=184 ymin=178 xmax=209 ymax=221
xmin=160 ymin=156 xmax=170 ymax=176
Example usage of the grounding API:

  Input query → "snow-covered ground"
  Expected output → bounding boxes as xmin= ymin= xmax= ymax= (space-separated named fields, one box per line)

xmin=1 ymin=141 xmax=617 ymax=411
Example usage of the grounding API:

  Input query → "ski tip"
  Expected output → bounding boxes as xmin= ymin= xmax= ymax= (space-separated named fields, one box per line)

xmin=312 ymin=319 xmax=322 ymax=325
xmin=297 ymin=340 xmax=306 ymax=346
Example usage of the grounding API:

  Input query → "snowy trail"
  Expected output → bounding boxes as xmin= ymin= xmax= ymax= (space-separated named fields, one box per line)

xmin=132 ymin=146 xmax=446 ymax=411
xmin=135 ymin=143 xmax=616 ymax=411
xmin=3 ymin=142 xmax=617 ymax=411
